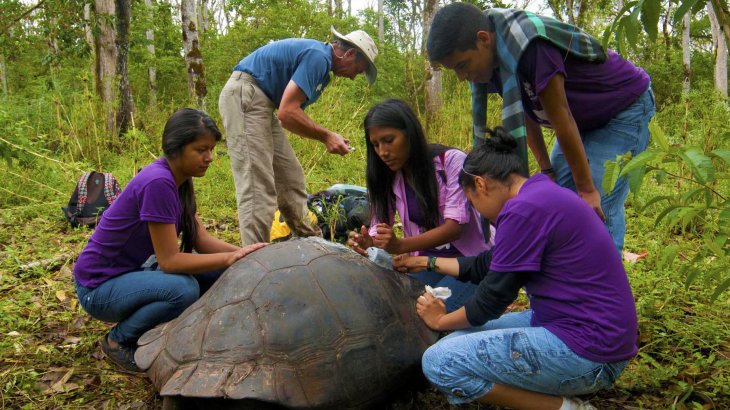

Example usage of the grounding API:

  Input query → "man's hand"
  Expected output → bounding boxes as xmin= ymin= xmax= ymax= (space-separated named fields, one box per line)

xmin=323 ymin=132 xmax=351 ymax=156
xmin=416 ymin=292 xmax=446 ymax=330
xmin=578 ymin=187 xmax=605 ymax=221
xmin=347 ymin=225 xmax=372 ymax=256
xmin=392 ymin=255 xmax=428 ymax=273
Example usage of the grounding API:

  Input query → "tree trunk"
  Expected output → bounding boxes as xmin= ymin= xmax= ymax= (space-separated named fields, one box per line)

xmin=333 ymin=0 xmax=343 ymax=17
xmin=708 ymin=2 xmax=728 ymax=97
xmin=378 ymin=0 xmax=384 ymax=43
xmin=348 ymin=0 xmax=351 ymax=17
xmin=662 ymin=0 xmax=671 ymax=50
xmin=145 ymin=0 xmax=157 ymax=105
xmin=46 ymin=16 xmax=60 ymax=73
xmin=709 ymin=0 xmax=730 ymax=47
xmin=0 ymin=53 xmax=7 ymax=97
xmin=682 ymin=12 xmax=691 ymax=94
xmin=83 ymin=2 xmax=95 ymax=50
xmin=181 ymin=0 xmax=207 ymax=108
xmin=423 ymin=0 xmax=441 ymax=122
xmin=94 ymin=0 xmax=118 ymax=134
xmin=546 ymin=0 xmax=565 ymax=22
xmin=116 ymin=0 xmax=134 ymax=137
xmin=199 ymin=0 xmax=209 ymax=33
xmin=575 ymin=0 xmax=588 ymax=28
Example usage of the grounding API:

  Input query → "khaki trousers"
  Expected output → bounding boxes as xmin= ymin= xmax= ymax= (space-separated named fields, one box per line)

xmin=218 ymin=71 xmax=321 ymax=245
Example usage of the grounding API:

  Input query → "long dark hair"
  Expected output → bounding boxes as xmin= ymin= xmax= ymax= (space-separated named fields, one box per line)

xmin=363 ymin=99 xmax=440 ymax=230
xmin=459 ymin=127 xmax=527 ymax=188
xmin=161 ymin=108 xmax=222 ymax=253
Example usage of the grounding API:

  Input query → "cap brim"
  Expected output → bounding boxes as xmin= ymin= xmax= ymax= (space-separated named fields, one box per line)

xmin=331 ymin=25 xmax=377 ymax=84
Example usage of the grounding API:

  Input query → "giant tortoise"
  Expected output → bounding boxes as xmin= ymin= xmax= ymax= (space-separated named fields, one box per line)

xmin=134 ymin=237 xmax=438 ymax=409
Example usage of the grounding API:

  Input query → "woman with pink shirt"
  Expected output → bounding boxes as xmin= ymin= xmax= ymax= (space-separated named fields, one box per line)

xmin=348 ymin=99 xmax=492 ymax=311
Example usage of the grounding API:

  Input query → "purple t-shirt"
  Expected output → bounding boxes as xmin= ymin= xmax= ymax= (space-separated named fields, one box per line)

xmin=73 ymin=158 xmax=181 ymax=288
xmin=491 ymin=174 xmax=638 ymax=362
xmin=516 ymin=39 xmax=650 ymax=132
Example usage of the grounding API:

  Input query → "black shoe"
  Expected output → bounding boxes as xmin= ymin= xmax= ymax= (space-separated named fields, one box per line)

xmin=100 ymin=333 xmax=143 ymax=373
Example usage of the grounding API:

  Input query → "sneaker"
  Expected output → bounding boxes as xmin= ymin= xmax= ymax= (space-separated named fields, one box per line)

xmin=562 ymin=397 xmax=597 ymax=410
xmin=100 ymin=333 xmax=143 ymax=373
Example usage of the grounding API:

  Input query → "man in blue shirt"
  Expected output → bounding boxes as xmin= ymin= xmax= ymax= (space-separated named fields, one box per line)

xmin=219 ymin=27 xmax=378 ymax=245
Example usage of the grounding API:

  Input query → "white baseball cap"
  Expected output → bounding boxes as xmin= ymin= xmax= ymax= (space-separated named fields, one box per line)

xmin=331 ymin=26 xmax=378 ymax=84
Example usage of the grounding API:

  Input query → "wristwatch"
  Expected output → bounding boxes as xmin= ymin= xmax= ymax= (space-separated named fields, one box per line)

xmin=426 ymin=256 xmax=438 ymax=272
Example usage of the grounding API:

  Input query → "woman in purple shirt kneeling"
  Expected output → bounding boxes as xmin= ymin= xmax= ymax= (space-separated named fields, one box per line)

xmin=395 ymin=127 xmax=638 ymax=410
xmin=347 ymin=99 xmax=492 ymax=312
xmin=73 ymin=109 xmax=267 ymax=373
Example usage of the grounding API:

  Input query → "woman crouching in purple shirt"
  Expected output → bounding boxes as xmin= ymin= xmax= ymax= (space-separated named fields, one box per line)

xmin=73 ymin=108 xmax=267 ymax=373
xmin=394 ymin=127 xmax=638 ymax=410
xmin=347 ymin=99 xmax=492 ymax=312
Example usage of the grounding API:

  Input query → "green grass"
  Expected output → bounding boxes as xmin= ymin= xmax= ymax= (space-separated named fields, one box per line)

xmin=1 ymin=84 xmax=729 ymax=409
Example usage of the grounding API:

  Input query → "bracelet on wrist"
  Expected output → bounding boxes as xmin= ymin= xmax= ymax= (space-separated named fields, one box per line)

xmin=426 ymin=256 xmax=438 ymax=272
xmin=541 ymin=167 xmax=555 ymax=175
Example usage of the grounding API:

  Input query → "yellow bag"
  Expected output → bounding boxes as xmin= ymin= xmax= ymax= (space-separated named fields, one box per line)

xmin=270 ymin=210 xmax=318 ymax=242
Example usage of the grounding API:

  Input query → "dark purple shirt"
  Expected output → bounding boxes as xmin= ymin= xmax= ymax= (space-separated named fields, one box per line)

xmin=490 ymin=174 xmax=638 ymax=362
xmin=73 ymin=158 xmax=181 ymax=288
xmin=517 ymin=39 xmax=650 ymax=132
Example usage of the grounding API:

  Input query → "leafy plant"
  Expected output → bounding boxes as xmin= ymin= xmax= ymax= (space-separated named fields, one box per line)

xmin=605 ymin=119 xmax=730 ymax=301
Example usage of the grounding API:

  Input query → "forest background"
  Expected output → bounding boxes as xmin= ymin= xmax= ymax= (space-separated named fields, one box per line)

xmin=0 ymin=0 xmax=728 ymax=408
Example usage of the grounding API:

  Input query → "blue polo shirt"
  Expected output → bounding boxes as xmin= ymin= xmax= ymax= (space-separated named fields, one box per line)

xmin=234 ymin=39 xmax=332 ymax=109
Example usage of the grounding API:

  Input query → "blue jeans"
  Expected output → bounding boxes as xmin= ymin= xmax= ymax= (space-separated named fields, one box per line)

xmin=551 ymin=86 xmax=656 ymax=252
xmin=408 ymin=270 xmax=477 ymax=313
xmin=75 ymin=269 xmax=223 ymax=345
xmin=422 ymin=310 xmax=629 ymax=404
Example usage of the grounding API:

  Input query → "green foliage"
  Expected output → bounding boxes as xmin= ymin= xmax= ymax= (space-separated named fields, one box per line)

xmin=2 ymin=0 xmax=730 ymax=408
xmin=605 ymin=112 xmax=730 ymax=302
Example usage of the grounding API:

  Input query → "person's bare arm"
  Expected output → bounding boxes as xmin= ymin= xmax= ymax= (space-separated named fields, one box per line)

xmin=278 ymin=80 xmax=350 ymax=155
xmin=416 ymin=293 xmax=471 ymax=331
xmin=392 ymin=255 xmax=460 ymax=278
xmin=149 ymin=222 xmax=243 ymax=274
xmin=193 ymin=216 xmax=267 ymax=256
xmin=525 ymin=116 xmax=552 ymax=174
xmin=382 ymin=219 xmax=463 ymax=255
xmin=538 ymin=74 xmax=604 ymax=220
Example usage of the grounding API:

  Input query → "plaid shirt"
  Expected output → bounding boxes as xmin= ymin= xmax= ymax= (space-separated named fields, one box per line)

xmin=471 ymin=8 xmax=607 ymax=163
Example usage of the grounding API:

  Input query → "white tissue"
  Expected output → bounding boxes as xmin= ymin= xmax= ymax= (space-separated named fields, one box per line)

xmin=425 ymin=285 xmax=452 ymax=300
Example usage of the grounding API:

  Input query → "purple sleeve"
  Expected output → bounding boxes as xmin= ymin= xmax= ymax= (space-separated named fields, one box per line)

xmin=490 ymin=207 xmax=547 ymax=272
xmin=439 ymin=150 xmax=471 ymax=224
xmin=139 ymin=178 xmax=180 ymax=224
xmin=520 ymin=40 xmax=567 ymax=94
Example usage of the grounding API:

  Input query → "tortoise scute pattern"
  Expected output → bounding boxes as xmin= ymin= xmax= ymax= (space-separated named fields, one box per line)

xmin=135 ymin=238 xmax=438 ymax=409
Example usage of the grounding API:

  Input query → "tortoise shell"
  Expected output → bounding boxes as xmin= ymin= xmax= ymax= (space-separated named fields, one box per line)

xmin=134 ymin=238 xmax=438 ymax=409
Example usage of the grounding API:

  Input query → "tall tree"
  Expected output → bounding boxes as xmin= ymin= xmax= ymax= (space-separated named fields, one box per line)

xmin=181 ymin=0 xmax=207 ymax=108
xmin=682 ymin=12 xmax=691 ymax=94
xmin=707 ymin=2 xmax=728 ymax=96
xmin=198 ymin=0 xmax=209 ymax=32
xmin=423 ymin=0 xmax=441 ymax=120
xmin=378 ymin=0 xmax=384 ymax=43
xmin=0 ymin=53 xmax=7 ymax=97
xmin=93 ymin=0 xmax=118 ymax=134
xmin=115 ymin=0 xmax=134 ymax=136
xmin=334 ymin=0 xmax=343 ymax=17
xmin=145 ymin=0 xmax=157 ymax=105
xmin=83 ymin=2 xmax=94 ymax=49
